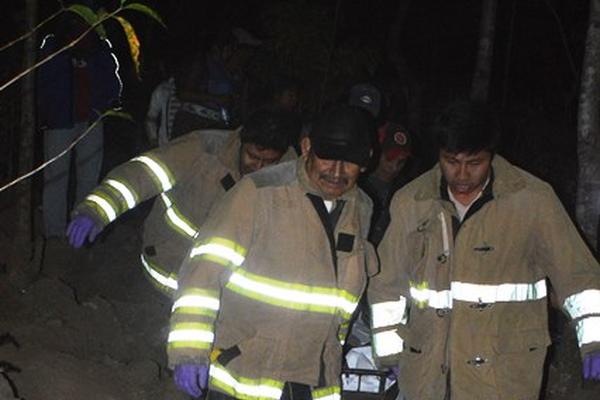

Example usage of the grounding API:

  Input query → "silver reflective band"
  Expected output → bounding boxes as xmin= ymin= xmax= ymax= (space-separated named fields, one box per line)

xmin=576 ymin=316 xmax=600 ymax=346
xmin=564 ymin=289 xmax=600 ymax=319
xmin=209 ymin=364 xmax=283 ymax=399
xmin=132 ymin=155 xmax=173 ymax=191
xmin=172 ymin=294 xmax=220 ymax=312
xmin=140 ymin=254 xmax=178 ymax=290
xmin=373 ymin=330 xmax=404 ymax=357
xmin=371 ymin=297 xmax=408 ymax=328
xmin=229 ymin=272 xmax=358 ymax=315
xmin=452 ymin=279 xmax=547 ymax=303
xmin=161 ymin=194 xmax=198 ymax=238
xmin=410 ymin=279 xmax=547 ymax=309
xmin=410 ymin=287 xmax=452 ymax=309
xmin=106 ymin=179 xmax=136 ymax=209
xmin=86 ymin=194 xmax=117 ymax=222
xmin=168 ymin=329 xmax=214 ymax=344
xmin=314 ymin=394 xmax=341 ymax=400
xmin=191 ymin=243 xmax=245 ymax=266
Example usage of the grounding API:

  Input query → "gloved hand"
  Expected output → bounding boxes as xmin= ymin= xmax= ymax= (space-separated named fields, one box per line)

xmin=583 ymin=351 xmax=600 ymax=380
xmin=66 ymin=215 xmax=101 ymax=248
xmin=386 ymin=366 xmax=400 ymax=381
xmin=174 ymin=364 xmax=209 ymax=398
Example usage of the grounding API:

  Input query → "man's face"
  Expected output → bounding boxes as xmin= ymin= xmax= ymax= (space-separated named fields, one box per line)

xmin=275 ymin=89 xmax=299 ymax=112
xmin=239 ymin=143 xmax=284 ymax=176
xmin=301 ymin=137 xmax=362 ymax=200
xmin=439 ymin=149 xmax=492 ymax=203
xmin=374 ymin=152 xmax=408 ymax=183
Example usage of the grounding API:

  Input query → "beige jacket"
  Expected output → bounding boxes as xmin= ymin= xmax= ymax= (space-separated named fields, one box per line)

xmin=369 ymin=155 xmax=600 ymax=400
xmin=168 ymin=158 xmax=376 ymax=400
xmin=75 ymin=130 xmax=294 ymax=294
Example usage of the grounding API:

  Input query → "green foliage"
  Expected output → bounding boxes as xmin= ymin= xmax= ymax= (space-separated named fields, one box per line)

xmin=123 ymin=3 xmax=166 ymax=28
xmin=114 ymin=16 xmax=141 ymax=79
xmin=105 ymin=109 xmax=134 ymax=121
xmin=66 ymin=4 xmax=107 ymax=39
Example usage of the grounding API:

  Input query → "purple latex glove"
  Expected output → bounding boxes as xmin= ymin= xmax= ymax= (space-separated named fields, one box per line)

xmin=66 ymin=215 xmax=101 ymax=248
xmin=174 ymin=364 xmax=209 ymax=398
xmin=386 ymin=366 xmax=400 ymax=381
xmin=583 ymin=351 xmax=600 ymax=380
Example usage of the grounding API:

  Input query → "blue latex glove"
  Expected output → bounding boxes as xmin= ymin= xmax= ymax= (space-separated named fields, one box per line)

xmin=583 ymin=351 xmax=600 ymax=380
xmin=174 ymin=364 xmax=209 ymax=398
xmin=66 ymin=215 xmax=101 ymax=248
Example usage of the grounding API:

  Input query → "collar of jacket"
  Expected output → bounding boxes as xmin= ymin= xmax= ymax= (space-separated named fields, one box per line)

xmin=217 ymin=128 xmax=243 ymax=181
xmin=413 ymin=155 xmax=527 ymax=202
xmin=296 ymin=157 xmax=359 ymax=202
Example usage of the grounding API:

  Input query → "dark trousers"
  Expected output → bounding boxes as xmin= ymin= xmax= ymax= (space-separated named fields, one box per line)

xmin=206 ymin=382 xmax=312 ymax=400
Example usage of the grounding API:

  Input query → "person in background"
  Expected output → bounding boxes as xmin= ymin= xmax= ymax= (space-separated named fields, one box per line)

xmin=369 ymin=100 xmax=600 ymax=399
xmin=37 ymin=12 xmax=122 ymax=239
xmin=66 ymin=109 xmax=299 ymax=297
xmin=168 ymin=105 xmax=377 ymax=400
xmin=145 ymin=74 xmax=180 ymax=147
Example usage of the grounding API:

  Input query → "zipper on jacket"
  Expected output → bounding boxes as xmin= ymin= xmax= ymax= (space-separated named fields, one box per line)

xmin=306 ymin=194 xmax=345 ymax=277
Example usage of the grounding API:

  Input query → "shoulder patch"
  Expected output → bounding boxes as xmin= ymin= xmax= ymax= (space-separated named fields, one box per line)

xmin=250 ymin=160 xmax=297 ymax=188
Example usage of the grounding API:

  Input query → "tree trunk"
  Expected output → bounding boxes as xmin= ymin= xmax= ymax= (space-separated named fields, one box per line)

xmin=470 ymin=0 xmax=497 ymax=102
xmin=576 ymin=0 xmax=600 ymax=251
xmin=9 ymin=0 xmax=41 ymax=286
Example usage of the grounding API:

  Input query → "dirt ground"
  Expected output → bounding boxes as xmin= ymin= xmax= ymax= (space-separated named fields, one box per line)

xmin=0 ymin=197 xmax=599 ymax=400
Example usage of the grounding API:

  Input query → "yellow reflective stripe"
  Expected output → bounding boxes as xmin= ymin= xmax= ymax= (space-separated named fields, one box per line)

xmin=564 ymin=289 xmax=600 ymax=319
xmin=132 ymin=155 xmax=173 ymax=191
xmin=105 ymin=179 xmax=136 ymax=209
xmin=85 ymin=194 xmax=117 ymax=222
xmin=190 ymin=237 xmax=247 ymax=268
xmin=172 ymin=293 xmax=220 ymax=313
xmin=160 ymin=193 xmax=198 ymax=238
xmin=373 ymin=330 xmax=404 ymax=357
xmin=576 ymin=316 xmax=600 ymax=346
xmin=209 ymin=363 xmax=284 ymax=400
xmin=371 ymin=296 xmax=408 ymax=328
xmin=410 ymin=279 xmax=547 ymax=309
xmin=312 ymin=387 xmax=341 ymax=400
xmin=168 ymin=322 xmax=214 ymax=349
xmin=140 ymin=254 xmax=178 ymax=291
xmin=227 ymin=269 xmax=359 ymax=317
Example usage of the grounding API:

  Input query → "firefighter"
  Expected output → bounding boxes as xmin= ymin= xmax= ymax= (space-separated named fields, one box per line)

xmin=368 ymin=100 xmax=600 ymax=399
xmin=67 ymin=109 xmax=300 ymax=296
xmin=168 ymin=105 xmax=377 ymax=399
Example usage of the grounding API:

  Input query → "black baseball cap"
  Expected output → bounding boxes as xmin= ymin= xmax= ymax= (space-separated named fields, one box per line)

xmin=309 ymin=105 xmax=374 ymax=166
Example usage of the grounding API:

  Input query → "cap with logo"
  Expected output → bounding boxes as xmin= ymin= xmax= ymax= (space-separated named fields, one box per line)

xmin=348 ymin=83 xmax=382 ymax=118
xmin=378 ymin=122 xmax=411 ymax=161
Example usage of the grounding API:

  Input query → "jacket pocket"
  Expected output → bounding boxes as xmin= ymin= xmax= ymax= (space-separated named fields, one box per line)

xmin=228 ymin=335 xmax=283 ymax=380
xmin=491 ymin=329 xmax=550 ymax=399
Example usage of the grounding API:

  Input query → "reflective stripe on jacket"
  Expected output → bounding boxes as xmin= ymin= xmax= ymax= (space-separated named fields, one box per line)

xmin=168 ymin=159 xmax=376 ymax=398
xmin=74 ymin=129 xmax=244 ymax=294
xmin=369 ymin=155 xmax=600 ymax=400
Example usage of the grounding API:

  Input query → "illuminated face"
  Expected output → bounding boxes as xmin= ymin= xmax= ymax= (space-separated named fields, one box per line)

xmin=239 ymin=143 xmax=284 ymax=176
xmin=439 ymin=149 xmax=492 ymax=204
xmin=301 ymin=137 xmax=362 ymax=200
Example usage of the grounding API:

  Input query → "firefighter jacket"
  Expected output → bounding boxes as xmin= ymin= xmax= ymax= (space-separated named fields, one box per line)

xmin=368 ymin=155 xmax=600 ymax=400
xmin=167 ymin=158 xmax=377 ymax=400
xmin=74 ymin=129 xmax=294 ymax=295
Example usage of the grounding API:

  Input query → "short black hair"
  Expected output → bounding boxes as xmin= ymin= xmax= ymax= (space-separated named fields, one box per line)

xmin=240 ymin=109 xmax=301 ymax=153
xmin=432 ymin=99 xmax=501 ymax=154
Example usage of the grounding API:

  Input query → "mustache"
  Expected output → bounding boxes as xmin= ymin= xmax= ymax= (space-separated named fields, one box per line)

xmin=319 ymin=173 xmax=350 ymax=185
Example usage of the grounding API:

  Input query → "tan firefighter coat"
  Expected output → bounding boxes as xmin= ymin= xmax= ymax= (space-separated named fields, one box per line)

xmin=74 ymin=129 xmax=295 ymax=295
xmin=369 ymin=155 xmax=600 ymax=400
xmin=167 ymin=158 xmax=377 ymax=400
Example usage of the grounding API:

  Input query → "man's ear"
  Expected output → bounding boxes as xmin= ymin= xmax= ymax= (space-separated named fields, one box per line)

xmin=300 ymin=137 xmax=311 ymax=158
